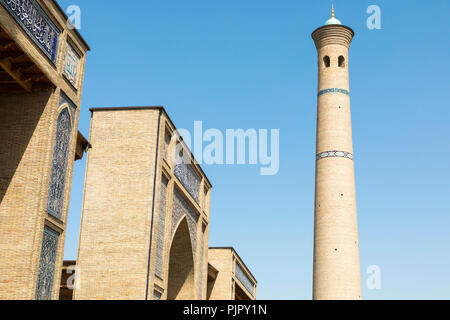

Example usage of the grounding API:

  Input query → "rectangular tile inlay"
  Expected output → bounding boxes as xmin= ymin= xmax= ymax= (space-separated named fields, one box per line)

xmin=63 ymin=43 xmax=81 ymax=88
xmin=174 ymin=157 xmax=200 ymax=203
xmin=155 ymin=177 xmax=168 ymax=279
xmin=0 ymin=0 xmax=60 ymax=63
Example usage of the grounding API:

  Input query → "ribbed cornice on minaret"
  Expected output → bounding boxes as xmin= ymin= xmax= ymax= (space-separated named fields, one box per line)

xmin=311 ymin=25 xmax=354 ymax=50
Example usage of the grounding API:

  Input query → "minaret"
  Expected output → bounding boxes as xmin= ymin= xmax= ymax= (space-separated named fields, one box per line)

xmin=311 ymin=7 xmax=362 ymax=300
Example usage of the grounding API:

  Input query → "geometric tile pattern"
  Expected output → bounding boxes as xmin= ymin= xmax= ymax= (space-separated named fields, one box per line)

xmin=59 ymin=91 xmax=77 ymax=125
xmin=171 ymin=188 xmax=199 ymax=260
xmin=174 ymin=151 xmax=200 ymax=203
xmin=35 ymin=226 xmax=59 ymax=300
xmin=316 ymin=150 xmax=353 ymax=161
xmin=198 ymin=224 xmax=206 ymax=299
xmin=47 ymin=108 xmax=72 ymax=219
xmin=63 ymin=43 xmax=80 ymax=88
xmin=155 ymin=177 xmax=168 ymax=279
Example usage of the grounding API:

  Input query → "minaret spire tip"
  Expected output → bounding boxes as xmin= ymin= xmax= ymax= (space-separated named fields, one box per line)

xmin=332 ymin=4 xmax=335 ymax=18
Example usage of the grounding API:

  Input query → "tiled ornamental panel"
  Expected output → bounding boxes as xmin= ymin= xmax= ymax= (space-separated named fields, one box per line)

xmin=0 ymin=0 xmax=60 ymax=63
xmin=235 ymin=263 xmax=255 ymax=296
xmin=155 ymin=177 xmax=168 ymax=279
xmin=35 ymin=226 xmax=59 ymax=300
xmin=316 ymin=150 xmax=353 ymax=161
xmin=59 ymin=91 xmax=77 ymax=125
xmin=46 ymin=106 xmax=73 ymax=219
xmin=63 ymin=43 xmax=81 ymax=88
xmin=198 ymin=224 xmax=206 ymax=299
xmin=171 ymin=188 xmax=199 ymax=259
xmin=174 ymin=150 xmax=200 ymax=203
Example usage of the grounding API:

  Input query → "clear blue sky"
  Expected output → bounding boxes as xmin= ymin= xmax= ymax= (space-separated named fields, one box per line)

xmin=60 ymin=0 xmax=450 ymax=300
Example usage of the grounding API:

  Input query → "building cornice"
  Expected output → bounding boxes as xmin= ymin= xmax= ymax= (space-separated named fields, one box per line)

xmin=311 ymin=24 xmax=354 ymax=50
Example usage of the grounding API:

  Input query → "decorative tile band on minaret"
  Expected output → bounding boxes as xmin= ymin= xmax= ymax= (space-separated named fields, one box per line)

xmin=318 ymin=88 xmax=350 ymax=97
xmin=311 ymin=7 xmax=362 ymax=300
xmin=316 ymin=151 xmax=354 ymax=161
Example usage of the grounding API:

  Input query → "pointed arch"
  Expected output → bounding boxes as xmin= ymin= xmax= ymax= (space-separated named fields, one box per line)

xmin=167 ymin=217 xmax=195 ymax=300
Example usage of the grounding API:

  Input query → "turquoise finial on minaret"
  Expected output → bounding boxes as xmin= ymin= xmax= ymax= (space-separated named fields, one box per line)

xmin=325 ymin=4 xmax=342 ymax=25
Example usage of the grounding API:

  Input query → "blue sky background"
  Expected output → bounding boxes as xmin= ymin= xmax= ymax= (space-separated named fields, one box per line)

xmin=59 ymin=0 xmax=450 ymax=299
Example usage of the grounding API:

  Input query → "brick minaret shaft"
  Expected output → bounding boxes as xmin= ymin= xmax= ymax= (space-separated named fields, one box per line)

xmin=311 ymin=10 xmax=362 ymax=300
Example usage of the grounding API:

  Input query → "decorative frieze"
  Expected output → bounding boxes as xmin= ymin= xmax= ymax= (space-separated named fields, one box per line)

xmin=174 ymin=151 xmax=200 ymax=203
xmin=155 ymin=177 xmax=168 ymax=279
xmin=198 ymin=224 xmax=206 ymax=299
xmin=59 ymin=91 xmax=77 ymax=125
xmin=35 ymin=226 xmax=59 ymax=300
xmin=47 ymin=107 xmax=72 ymax=219
xmin=316 ymin=150 xmax=353 ymax=161
xmin=318 ymin=88 xmax=349 ymax=97
xmin=0 ymin=0 xmax=60 ymax=63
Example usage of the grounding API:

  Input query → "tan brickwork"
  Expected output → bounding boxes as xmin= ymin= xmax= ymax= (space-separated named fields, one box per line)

xmin=312 ymin=23 xmax=362 ymax=300
xmin=208 ymin=248 xmax=257 ymax=300
xmin=0 ymin=0 xmax=89 ymax=300
xmin=75 ymin=107 xmax=212 ymax=300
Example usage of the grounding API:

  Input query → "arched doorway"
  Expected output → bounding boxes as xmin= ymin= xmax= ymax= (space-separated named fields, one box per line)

xmin=167 ymin=217 xmax=195 ymax=300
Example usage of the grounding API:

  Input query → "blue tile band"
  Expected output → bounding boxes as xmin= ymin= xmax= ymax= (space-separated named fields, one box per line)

xmin=0 ymin=0 xmax=60 ymax=63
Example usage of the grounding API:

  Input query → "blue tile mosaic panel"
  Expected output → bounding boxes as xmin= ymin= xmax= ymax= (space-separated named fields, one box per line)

xmin=63 ymin=43 xmax=80 ymax=88
xmin=35 ymin=226 xmax=59 ymax=300
xmin=0 ymin=0 xmax=60 ymax=63
xmin=47 ymin=107 xmax=72 ymax=219
xmin=155 ymin=177 xmax=168 ymax=279
xmin=198 ymin=224 xmax=206 ymax=299
xmin=59 ymin=91 xmax=77 ymax=125
xmin=174 ymin=151 xmax=200 ymax=203
xmin=235 ymin=263 xmax=255 ymax=296
xmin=171 ymin=188 xmax=199 ymax=258
xmin=318 ymin=88 xmax=350 ymax=97
xmin=316 ymin=150 xmax=353 ymax=161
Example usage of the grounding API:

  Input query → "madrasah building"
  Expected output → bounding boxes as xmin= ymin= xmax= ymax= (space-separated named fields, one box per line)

xmin=0 ymin=0 xmax=361 ymax=301
xmin=0 ymin=0 xmax=256 ymax=301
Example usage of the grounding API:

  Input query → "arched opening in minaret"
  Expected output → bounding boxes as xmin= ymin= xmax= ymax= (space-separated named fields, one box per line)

xmin=167 ymin=217 xmax=195 ymax=300
xmin=323 ymin=56 xmax=330 ymax=68
xmin=338 ymin=56 xmax=346 ymax=68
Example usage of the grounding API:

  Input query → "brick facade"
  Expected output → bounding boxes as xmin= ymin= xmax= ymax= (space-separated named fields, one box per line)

xmin=74 ymin=107 xmax=212 ymax=300
xmin=0 ymin=0 xmax=89 ymax=300
xmin=207 ymin=248 xmax=257 ymax=300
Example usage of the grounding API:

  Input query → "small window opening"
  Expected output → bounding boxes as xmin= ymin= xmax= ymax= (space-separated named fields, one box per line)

xmin=323 ymin=56 xmax=330 ymax=68
xmin=338 ymin=56 xmax=345 ymax=68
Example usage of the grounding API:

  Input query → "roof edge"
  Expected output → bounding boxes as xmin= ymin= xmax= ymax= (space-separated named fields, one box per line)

xmin=89 ymin=106 xmax=213 ymax=188
xmin=209 ymin=247 xmax=257 ymax=283
xmin=53 ymin=0 xmax=90 ymax=51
